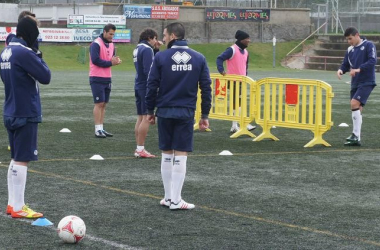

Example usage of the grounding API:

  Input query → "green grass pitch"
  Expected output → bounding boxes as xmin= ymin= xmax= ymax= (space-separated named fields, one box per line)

xmin=1 ymin=65 xmax=380 ymax=248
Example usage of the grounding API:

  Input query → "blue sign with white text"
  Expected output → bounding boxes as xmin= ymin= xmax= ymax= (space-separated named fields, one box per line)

xmin=123 ymin=6 xmax=152 ymax=19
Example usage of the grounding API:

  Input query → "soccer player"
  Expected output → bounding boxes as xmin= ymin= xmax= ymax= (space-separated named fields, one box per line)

xmin=216 ymin=30 xmax=256 ymax=133
xmin=1 ymin=16 xmax=51 ymax=218
xmin=133 ymin=29 xmax=162 ymax=158
xmin=5 ymin=11 xmax=40 ymax=54
xmin=337 ymin=27 xmax=377 ymax=146
xmin=146 ymin=22 xmax=212 ymax=210
xmin=89 ymin=24 xmax=122 ymax=138
xmin=5 ymin=11 xmax=41 ymax=152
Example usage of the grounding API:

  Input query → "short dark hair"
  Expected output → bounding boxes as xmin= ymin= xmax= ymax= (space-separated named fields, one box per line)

xmin=103 ymin=24 xmax=116 ymax=32
xmin=344 ymin=27 xmax=359 ymax=37
xmin=165 ymin=22 xmax=185 ymax=40
xmin=139 ymin=29 xmax=158 ymax=43
xmin=18 ymin=11 xmax=36 ymax=22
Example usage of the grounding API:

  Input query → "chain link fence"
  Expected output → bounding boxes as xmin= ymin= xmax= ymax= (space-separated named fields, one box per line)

xmin=309 ymin=0 xmax=380 ymax=34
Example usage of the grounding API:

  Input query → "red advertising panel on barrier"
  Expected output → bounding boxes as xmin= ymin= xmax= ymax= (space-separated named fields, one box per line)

xmin=286 ymin=84 xmax=299 ymax=105
xmin=151 ymin=6 xmax=179 ymax=19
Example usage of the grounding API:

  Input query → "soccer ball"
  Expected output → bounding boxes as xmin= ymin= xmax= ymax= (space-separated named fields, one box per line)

xmin=57 ymin=215 xmax=86 ymax=243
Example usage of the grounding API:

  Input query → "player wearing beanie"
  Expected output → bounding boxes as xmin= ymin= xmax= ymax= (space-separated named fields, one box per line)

xmin=216 ymin=30 xmax=256 ymax=133
xmin=1 ymin=16 xmax=51 ymax=218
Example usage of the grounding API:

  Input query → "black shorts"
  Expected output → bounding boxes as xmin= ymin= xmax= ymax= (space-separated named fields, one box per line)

xmin=91 ymin=83 xmax=111 ymax=103
xmin=157 ymin=117 xmax=194 ymax=152
xmin=135 ymin=89 xmax=147 ymax=115
xmin=350 ymin=84 xmax=375 ymax=106
xmin=7 ymin=122 xmax=38 ymax=162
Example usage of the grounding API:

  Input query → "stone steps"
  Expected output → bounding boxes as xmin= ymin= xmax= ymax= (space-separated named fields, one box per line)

xmin=307 ymin=57 xmax=343 ymax=64
xmin=285 ymin=35 xmax=380 ymax=71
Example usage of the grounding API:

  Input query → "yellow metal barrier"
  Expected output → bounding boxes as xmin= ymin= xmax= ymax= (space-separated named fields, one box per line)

xmin=254 ymin=77 xmax=334 ymax=147
xmin=194 ymin=73 xmax=256 ymax=138
xmin=194 ymin=75 xmax=334 ymax=147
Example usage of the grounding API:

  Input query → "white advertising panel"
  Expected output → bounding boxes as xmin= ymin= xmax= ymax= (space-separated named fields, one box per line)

xmin=68 ymin=15 xmax=126 ymax=28
xmin=39 ymin=28 xmax=73 ymax=42
xmin=0 ymin=27 xmax=130 ymax=43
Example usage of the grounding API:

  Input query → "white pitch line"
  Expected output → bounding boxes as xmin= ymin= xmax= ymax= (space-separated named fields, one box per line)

xmin=85 ymin=235 xmax=141 ymax=250
xmin=0 ymin=212 xmax=140 ymax=249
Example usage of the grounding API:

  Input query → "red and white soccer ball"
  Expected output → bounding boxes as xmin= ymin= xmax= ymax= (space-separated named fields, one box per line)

xmin=57 ymin=215 xmax=86 ymax=243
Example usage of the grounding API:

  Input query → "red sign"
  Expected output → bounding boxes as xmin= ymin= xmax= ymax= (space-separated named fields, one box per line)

xmin=215 ymin=79 xmax=226 ymax=97
xmin=151 ymin=6 xmax=179 ymax=19
xmin=285 ymin=84 xmax=299 ymax=105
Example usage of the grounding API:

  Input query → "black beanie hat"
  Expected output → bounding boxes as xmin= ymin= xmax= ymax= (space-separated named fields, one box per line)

xmin=235 ymin=30 xmax=249 ymax=41
xmin=16 ymin=17 xmax=39 ymax=48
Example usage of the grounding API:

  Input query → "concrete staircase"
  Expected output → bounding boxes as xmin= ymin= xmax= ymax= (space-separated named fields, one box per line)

xmin=302 ymin=35 xmax=380 ymax=72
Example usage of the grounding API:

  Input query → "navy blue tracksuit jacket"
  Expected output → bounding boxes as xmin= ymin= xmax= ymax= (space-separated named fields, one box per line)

xmin=145 ymin=40 xmax=212 ymax=118
xmin=340 ymin=38 xmax=377 ymax=86
xmin=133 ymin=40 xmax=155 ymax=90
xmin=0 ymin=38 xmax=50 ymax=121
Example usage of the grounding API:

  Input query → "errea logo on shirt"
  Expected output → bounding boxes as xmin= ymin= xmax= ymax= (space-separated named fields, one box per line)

xmin=1 ymin=48 xmax=12 ymax=61
xmin=0 ymin=48 xmax=12 ymax=70
xmin=171 ymin=51 xmax=192 ymax=71
xmin=133 ymin=48 xmax=138 ymax=63
xmin=172 ymin=51 xmax=191 ymax=64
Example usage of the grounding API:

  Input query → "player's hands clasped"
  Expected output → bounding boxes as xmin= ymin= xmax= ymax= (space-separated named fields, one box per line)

xmin=111 ymin=56 xmax=122 ymax=66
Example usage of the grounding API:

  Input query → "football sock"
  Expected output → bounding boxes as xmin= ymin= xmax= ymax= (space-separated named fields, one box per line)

xmin=12 ymin=164 xmax=27 ymax=212
xmin=352 ymin=109 xmax=362 ymax=140
xmin=137 ymin=146 xmax=144 ymax=152
xmin=95 ymin=124 xmax=102 ymax=133
xmin=161 ymin=153 xmax=174 ymax=201
xmin=232 ymin=109 xmax=238 ymax=127
xmin=232 ymin=108 xmax=241 ymax=127
xmin=232 ymin=121 xmax=238 ymax=127
xmin=171 ymin=155 xmax=187 ymax=204
xmin=7 ymin=159 xmax=14 ymax=206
